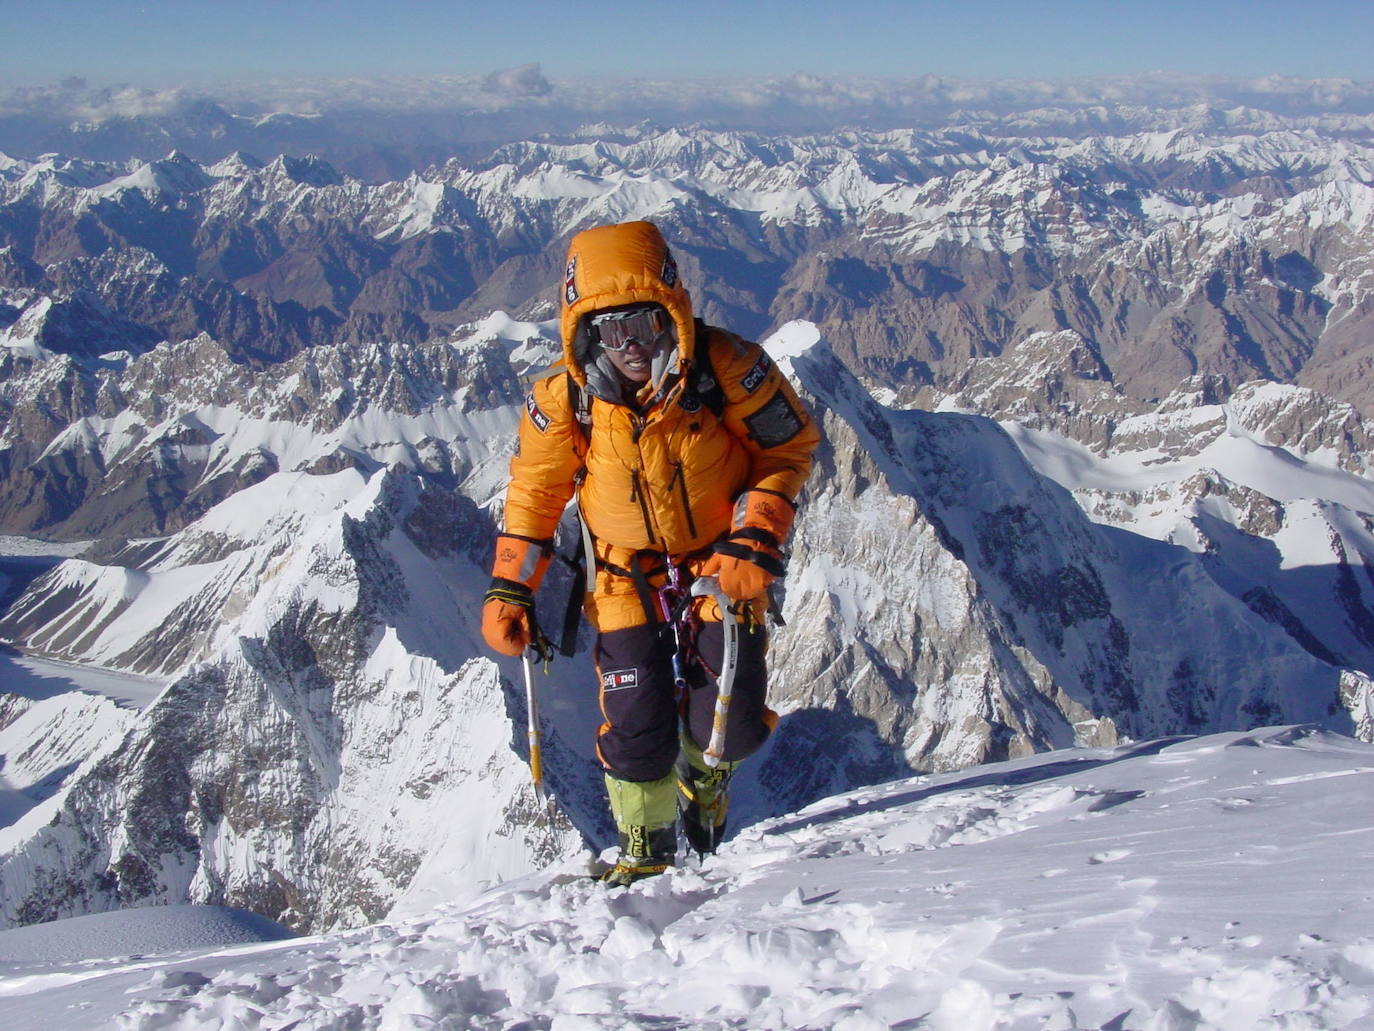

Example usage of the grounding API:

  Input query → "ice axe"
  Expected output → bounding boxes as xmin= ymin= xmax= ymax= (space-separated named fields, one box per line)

xmin=522 ymin=650 xmax=545 ymax=801
xmin=690 ymin=575 xmax=738 ymax=769
xmin=522 ymin=630 xmax=555 ymax=804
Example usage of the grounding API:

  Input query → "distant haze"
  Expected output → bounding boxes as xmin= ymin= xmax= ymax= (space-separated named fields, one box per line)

xmin=9 ymin=69 xmax=1374 ymax=121
xmin=2 ymin=70 xmax=1373 ymax=162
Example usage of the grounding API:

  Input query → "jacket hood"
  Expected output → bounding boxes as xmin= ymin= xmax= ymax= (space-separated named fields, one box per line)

xmin=560 ymin=220 xmax=695 ymax=392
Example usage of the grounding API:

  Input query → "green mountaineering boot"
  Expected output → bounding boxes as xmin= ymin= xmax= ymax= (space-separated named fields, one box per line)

xmin=676 ymin=737 xmax=739 ymax=857
xmin=600 ymin=825 xmax=678 ymax=887
xmin=601 ymin=772 xmax=677 ymax=887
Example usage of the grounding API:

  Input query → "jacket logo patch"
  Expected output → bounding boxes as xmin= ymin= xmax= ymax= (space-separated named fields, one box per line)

xmin=661 ymin=248 xmax=678 ymax=288
xmin=601 ymin=668 xmax=639 ymax=692
xmin=564 ymin=257 xmax=579 ymax=304
xmin=742 ymin=355 xmax=772 ymax=393
xmin=526 ymin=394 xmax=550 ymax=432
xmin=744 ymin=391 xmax=805 ymax=448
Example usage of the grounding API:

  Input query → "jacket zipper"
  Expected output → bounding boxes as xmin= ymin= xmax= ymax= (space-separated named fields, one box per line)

xmin=626 ymin=413 xmax=662 ymax=547
xmin=669 ymin=460 xmax=698 ymax=539
xmin=629 ymin=469 xmax=658 ymax=546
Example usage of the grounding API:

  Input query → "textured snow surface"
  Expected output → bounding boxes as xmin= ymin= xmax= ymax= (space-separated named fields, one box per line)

xmin=0 ymin=905 xmax=290 ymax=964
xmin=0 ymin=726 xmax=1370 ymax=1030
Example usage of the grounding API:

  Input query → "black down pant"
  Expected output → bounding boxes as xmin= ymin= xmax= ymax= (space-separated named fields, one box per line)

xmin=594 ymin=620 xmax=773 ymax=782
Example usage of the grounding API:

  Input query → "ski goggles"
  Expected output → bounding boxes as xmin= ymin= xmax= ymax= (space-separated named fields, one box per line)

xmin=590 ymin=306 xmax=669 ymax=351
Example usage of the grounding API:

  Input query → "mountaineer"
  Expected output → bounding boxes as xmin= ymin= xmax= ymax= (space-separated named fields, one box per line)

xmin=481 ymin=220 xmax=819 ymax=885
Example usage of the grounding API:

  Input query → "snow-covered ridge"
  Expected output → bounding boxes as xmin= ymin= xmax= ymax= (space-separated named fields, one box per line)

xmin=0 ymin=322 xmax=546 ymax=543
xmin=4 ymin=316 xmax=1374 ymax=943
xmin=4 ymin=125 xmax=1373 ymax=251
xmin=2 ymin=727 xmax=1370 ymax=1029
xmin=0 ymin=458 xmax=596 ymax=933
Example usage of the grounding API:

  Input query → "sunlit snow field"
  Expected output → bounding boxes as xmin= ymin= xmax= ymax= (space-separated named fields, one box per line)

xmin=0 ymin=726 xmax=1369 ymax=1029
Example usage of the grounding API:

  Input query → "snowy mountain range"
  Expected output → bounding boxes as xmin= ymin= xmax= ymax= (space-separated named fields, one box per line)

xmin=4 ymin=117 xmax=1374 ymax=416
xmin=3 ymin=106 xmax=1374 ymax=944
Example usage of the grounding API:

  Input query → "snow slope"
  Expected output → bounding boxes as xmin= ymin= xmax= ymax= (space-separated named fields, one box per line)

xmin=0 ymin=652 xmax=163 ymax=833
xmin=0 ymin=725 xmax=1370 ymax=1030
xmin=0 ymin=652 xmax=164 ymax=710
xmin=0 ymin=904 xmax=290 ymax=964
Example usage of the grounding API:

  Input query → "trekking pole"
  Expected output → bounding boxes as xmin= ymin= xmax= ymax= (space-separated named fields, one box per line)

xmin=691 ymin=575 xmax=738 ymax=769
xmin=522 ymin=648 xmax=547 ymax=803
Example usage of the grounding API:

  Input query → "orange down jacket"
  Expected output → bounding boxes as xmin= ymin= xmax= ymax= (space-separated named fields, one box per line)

xmin=495 ymin=220 xmax=820 ymax=632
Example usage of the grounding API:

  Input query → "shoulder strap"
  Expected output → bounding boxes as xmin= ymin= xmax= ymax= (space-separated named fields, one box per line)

xmin=689 ymin=319 xmax=726 ymax=417
xmin=558 ymin=370 xmax=593 ymax=656
xmin=566 ymin=371 xmax=592 ymax=439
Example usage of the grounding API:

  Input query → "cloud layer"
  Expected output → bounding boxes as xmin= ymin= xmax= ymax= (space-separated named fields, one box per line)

xmin=3 ymin=68 xmax=1371 ymax=172
xmin=7 ymin=68 xmax=1374 ymax=124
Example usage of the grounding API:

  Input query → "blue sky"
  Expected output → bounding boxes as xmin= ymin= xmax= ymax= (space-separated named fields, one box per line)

xmin=1 ymin=0 xmax=1369 ymax=87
